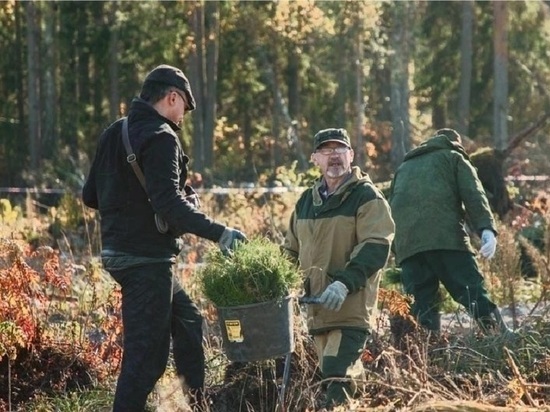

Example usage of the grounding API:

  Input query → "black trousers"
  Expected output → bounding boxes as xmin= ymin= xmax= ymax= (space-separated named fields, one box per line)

xmin=110 ymin=262 xmax=204 ymax=411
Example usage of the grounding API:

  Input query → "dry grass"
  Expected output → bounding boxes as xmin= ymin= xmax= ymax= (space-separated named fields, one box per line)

xmin=1 ymin=188 xmax=550 ymax=411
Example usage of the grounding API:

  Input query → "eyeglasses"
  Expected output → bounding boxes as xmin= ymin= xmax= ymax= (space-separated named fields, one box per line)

xmin=315 ymin=146 xmax=350 ymax=155
xmin=171 ymin=89 xmax=189 ymax=110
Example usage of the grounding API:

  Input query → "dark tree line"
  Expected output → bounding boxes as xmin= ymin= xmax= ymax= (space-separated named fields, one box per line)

xmin=0 ymin=1 xmax=549 ymax=190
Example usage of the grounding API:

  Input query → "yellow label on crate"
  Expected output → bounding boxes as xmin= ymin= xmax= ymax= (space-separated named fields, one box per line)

xmin=225 ymin=320 xmax=244 ymax=342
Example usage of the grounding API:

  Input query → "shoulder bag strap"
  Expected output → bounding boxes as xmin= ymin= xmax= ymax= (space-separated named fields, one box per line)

xmin=121 ymin=117 xmax=170 ymax=234
xmin=122 ymin=117 xmax=147 ymax=190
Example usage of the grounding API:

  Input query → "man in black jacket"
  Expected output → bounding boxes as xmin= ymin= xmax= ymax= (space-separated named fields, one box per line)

xmin=83 ymin=64 xmax=245 ymax=411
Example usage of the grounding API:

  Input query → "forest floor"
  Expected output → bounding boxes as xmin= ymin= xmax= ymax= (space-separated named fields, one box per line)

xmin=145 ymin=299 xmax=550 ymax=412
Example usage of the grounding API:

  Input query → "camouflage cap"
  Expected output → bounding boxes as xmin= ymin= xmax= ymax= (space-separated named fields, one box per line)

xmin=313 ymin=128 xmax=351 ymax=150
xmin=436 ymin=128 xmax=461 ymax=143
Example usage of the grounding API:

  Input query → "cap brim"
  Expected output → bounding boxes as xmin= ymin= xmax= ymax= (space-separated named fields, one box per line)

xmin=315 ymin=138 xmax=351 ymax=149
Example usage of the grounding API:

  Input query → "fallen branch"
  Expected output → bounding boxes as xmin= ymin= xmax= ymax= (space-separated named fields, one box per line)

xmin=503 ymin=347 xmax=536 ymax=407
xmin=503 ymin=112 xmax=550 ymax=158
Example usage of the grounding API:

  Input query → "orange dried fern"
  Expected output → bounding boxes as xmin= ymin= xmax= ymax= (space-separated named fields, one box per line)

xmin=378 ymin=287 xmax=416 ymax=323
xmin=0 ymin=239 xmax=41 ymax=359
xmin=0 ymin=240 xmax=73 ymax=360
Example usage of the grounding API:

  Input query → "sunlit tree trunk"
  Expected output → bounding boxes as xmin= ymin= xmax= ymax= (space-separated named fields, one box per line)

xmin=334 ymin=27 xmax=348 ymax=127
xmin=355 ymin=15 xmax=365 ymax=168
xmin=261 ymin=47 xmax=308 ymax=170
xmin=108 ymin=3 xmax=120 ymax=120
xmin=390 ymin=1 xmax=411 ymax=169
xmin=58 ymin=3 xmax=78 ymax=151
xmin=188 ymin=0 xmax=218 ymax=174
xmin=42 ymin=1 xmax=58 ymax=160
xmin=458 ymin=0 xmax=474 ymax=137
xmin=287 ymin=46 xmax=300 ymax=121
xmin=25 ymin=0 xmax=41 ymax=173
xmin=268 ymin=58 xmax=286 ymax=168
xmin=203 ymin=0 xmax=218 ymax=171
xmin=493 ymin=0 xmax=508 ymax=151
xmin=14 ymin=0 xmax=26 ymax=178
xmin=189 ymin=1 xmax=206 ymax=173
xmin=77 ymin=7 xmax=90 ymax=159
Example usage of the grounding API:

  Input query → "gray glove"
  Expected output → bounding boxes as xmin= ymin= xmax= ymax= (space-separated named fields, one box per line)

xmin=319 ymin=281 xmax=349 ymax=311
xmin=479 ymin=229 xmax=497 ymax=259
xmin=218 ymin=227 xmax=247 ymax=254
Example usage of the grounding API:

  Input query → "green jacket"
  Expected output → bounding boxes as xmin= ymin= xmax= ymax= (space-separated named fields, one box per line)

xmin=389 ymin=134 xmax=496 ymax=265
xmin=284 ymin=166 xmax=395 ymax=333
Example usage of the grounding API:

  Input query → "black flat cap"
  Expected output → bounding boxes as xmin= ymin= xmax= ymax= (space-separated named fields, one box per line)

xmin=144 ymin=64 xmax=196 ymax=111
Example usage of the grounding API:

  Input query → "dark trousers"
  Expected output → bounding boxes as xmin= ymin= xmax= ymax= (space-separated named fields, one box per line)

xmin=401 ymin=250 xmax=497 ymax=330
xmin=313 ymin=328 xmax=368 ymax=406
xmin=110 ymin=262 xmax=204 ymax=411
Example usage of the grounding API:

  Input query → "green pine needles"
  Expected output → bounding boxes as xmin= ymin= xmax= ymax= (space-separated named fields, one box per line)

xmin=199 ymin=237 xmax=301 ymax=307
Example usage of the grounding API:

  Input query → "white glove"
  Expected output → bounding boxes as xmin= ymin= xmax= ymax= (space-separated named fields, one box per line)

xmin=319 ymin=281 xmax=349 ymax=311
xmin=479 ymin=229 xmax=497 ymax=259
xmin=218 ymin=227 xmax=247 ymax=254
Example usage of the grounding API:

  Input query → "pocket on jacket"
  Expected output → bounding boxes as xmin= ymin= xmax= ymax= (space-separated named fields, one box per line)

xmin=308 ymin=266 xmax=331 ymax=297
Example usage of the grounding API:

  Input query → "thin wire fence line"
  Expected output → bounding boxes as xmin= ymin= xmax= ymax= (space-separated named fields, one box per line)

xmin=0 ymin=174 xmax=547 ymax=195
xmin=0 ymin=186 xmax=309 ymax=195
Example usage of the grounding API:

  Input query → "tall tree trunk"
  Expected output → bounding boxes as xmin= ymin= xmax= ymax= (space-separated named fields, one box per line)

xmin=77 ymin=7 xmax=90 ymax=158
xmin=259 ymin=47 xmax=307 ymax=170
xmin=390 ymin=1 xmax=411 ymax=169
xmin=42 ymin=1 xmax=58 ymax=160
xmin=25 ymin=0 xmax=41 ymax=174
xmin=271 ymin=62 xmax=282 ymax=167
xmin=355 ymin=17 xmax=365 ymax=168
xmin=189 ymin=1 xmax=205 ymax=173
xmin=271 ymin=125 xmax=280 ymax=170
xmin=108 ymin=4 xmax=120 ymax=120
xmin=14 ymin=0 xmax=26 ymax=184
xmin=334 ymin=41 xmax=348 ymax=127
xmin=203 ymin=0 xmax=219 ymax=171
xmin=432 ymin=104 xmax=446 ymax=129
xmin=493 ymin=0 xmax=508 ymax=151
xmin=457 ymin=0 xmax=474 ymax=137
xmin=59 ymin=3 xmax=78 ymax=150
xmin=243 ymin=109 xmax=253 ymax=181
xmin=287 ymin=45 xmax=300 ymax=120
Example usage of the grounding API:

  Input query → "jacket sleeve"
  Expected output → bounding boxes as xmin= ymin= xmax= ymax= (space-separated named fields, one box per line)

xmin=332 ymin=196 xmax=395 ymax=293
xmin=82 ymin=151 xmax=99 ymax=210
xmin=283 ymin=210 xmax=300 ymax=263
xmin=455 ymin=153 xmax=497 ymax=235
xmin=141 ymin=132 xmax=225 ymax=242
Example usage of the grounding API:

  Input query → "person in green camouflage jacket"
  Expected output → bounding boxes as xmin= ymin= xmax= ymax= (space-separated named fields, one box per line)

xmin=389 ymin=128 xmax=510 ymax=334
xmin=284 ymin=128 xmax=395 ymax=408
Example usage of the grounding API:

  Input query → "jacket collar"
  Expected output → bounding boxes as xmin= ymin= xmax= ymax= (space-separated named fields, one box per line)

xmin=129 ymin=97 xmax=181 ymax=132
xmin=404 ymin=134 xmax=470 ymax=162
xmin=312 ymin=166 xmax=369 ymax=207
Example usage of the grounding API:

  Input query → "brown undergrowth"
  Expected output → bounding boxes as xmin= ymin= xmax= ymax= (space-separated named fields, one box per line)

xmin=0 ymin=238 xmax=122 ymax=411
xmin=0 ymin=188 xmax=549 ymax=411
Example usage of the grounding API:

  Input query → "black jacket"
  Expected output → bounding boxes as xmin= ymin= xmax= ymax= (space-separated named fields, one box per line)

xmin=82 ymin=98 xmax=225 ymax=258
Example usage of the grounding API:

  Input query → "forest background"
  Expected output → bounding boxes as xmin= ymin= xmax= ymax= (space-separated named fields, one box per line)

xmin=1 ymin=0 xmax=549 ymax=191
xmin=1 ymin=1 xmax=550 ymax=411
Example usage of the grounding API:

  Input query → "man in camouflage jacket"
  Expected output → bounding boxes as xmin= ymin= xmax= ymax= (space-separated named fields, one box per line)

xmin=284 ymin=128 xmax=395 ymax=408
xmin=390 ymin=128 xmax=510 ymax=334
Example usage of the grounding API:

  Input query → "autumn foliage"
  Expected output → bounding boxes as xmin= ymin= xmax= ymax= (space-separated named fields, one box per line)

xmin=0 ymin=239 xmax=122 ymax=409
xmin=0 ymin=181 xmax=548 ymax=410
